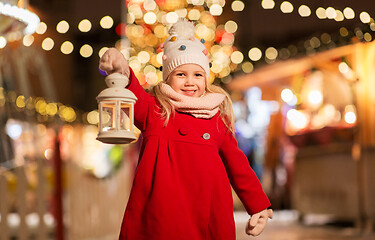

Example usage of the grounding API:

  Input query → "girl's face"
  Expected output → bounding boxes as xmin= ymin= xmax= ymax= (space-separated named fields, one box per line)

xmin=167 ymin=64 xmax=206 ymax=97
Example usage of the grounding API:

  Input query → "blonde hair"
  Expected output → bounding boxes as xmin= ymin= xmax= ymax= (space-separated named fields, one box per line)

xmin=153 ymin=81 xmax=235 ymax=134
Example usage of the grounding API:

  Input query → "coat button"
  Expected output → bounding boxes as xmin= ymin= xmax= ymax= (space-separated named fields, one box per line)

xmin=202 ymin=133 xmax=210 ymax=140
xmin=179 ymin=127 xmax=189 ymax=136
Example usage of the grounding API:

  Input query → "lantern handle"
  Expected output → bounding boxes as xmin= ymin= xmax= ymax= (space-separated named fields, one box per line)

xmin=105 ymin=72 xmax=129 ymax=88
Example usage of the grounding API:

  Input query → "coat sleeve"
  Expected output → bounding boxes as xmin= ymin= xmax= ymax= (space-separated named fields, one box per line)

xmin=219 ymin=130 xmax=271 ymax=215
xmin=127 ymin=68 xmax=156 ymax=131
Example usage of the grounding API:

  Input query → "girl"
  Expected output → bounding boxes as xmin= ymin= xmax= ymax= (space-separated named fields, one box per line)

xmin=99 ymin=19 xmax=273 ymax=240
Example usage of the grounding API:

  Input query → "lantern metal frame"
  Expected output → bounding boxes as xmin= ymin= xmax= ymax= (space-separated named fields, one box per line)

xmin=96 ymin=73 xmax=137 ymax=144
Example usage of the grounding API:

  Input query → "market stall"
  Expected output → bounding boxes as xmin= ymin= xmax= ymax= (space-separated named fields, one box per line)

xmin=228 ymin=41 xmax=375 ymax=228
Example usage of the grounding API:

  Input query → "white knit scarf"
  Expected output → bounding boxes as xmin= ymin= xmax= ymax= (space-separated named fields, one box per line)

xmin=159 ymin=83 xmax=225 ymax=119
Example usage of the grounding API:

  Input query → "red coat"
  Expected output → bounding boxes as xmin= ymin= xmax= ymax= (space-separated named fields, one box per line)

xmin=119 ymin=69 xmax=271 ymax=240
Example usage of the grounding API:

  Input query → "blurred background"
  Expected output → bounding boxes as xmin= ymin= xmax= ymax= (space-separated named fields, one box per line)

xmin=1 ymin=0 xmax=375 ymax=239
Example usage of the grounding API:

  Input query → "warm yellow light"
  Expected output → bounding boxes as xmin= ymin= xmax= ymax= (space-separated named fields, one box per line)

xmin=334 ymin=10 xmax=344 ymax=21
xmin=345 ymin=112 xmax=356 ymax=124
xmin=23 ymin=35 xmax=34 ymax=46
xmin=144 ymin=0 xmax=157 ymax=11
xmin=145 ymin=72 xmax=158 ymax=85
xmin=188 ymin=0 xmax=204 ymax=5
xmin=316 ymin=7 xmax=327 ymax=19
xmin=232 ymin=1 xmax=245 ymax=11
xmin=280 ymin=1 xmax=293 ymax=13
xmin=0 ymin=37 xmax=6 ymax=48
xmin=42 ymin=37 xmax=54 ymax=51
xmin=127 ymin=13 xmax=135 ymax=24
xmin=128 ymin=4 xmax=143 ymax=19
xmin=166 ymin=12 xmax=179 ymax=23
xmin=59 ymin=106 xmax=76 ymax=122
xmin=210 ymin=62 xmax=223 ymax=73
xmin=144 ymin=12 xmax=157 ymax=24
xmin=308 ymin=90 xmax=323 ymax=106
xmin=144 ymin=65 xmax=157 ymax=74
xmin=99 ymin=47 xmax=109 ymax=58
xmin=210 ymin=4 xmax=223 ymax=16
xmin=196 ymin=24 xmax=209 ymax=39
xmin=56 ymin=20 xmax=69 ymax=33
xmin=87 ymin=110 xmax=99 ymax=125
xmin=230 ymin=51 xmax=243 ymax=64
xmin=100 ymin=16 xmax=114 ymax=29
xmin=310 ymin=37 xmax=321 ymax=48
xmin=80 ymin=44 xmax=93 ymax=58
xmin=46 ymin=103 xmax=58 ymax=116
xmin=265 ymin=47 xmax=278 ymax=60
xmin=61 ymin=41 xmax=74 ymax=54
xmin=261 ymin=0 xmax=275 ymax=9
xmin=224 ymin=20 xmax=238 ymax=33
xmin=360 ymin=12 xmax=371 ymax=23
xmin=286 ymin=109 xmax=309 ymax=130
xmin=36 ymin=22 xmax=47 ymax=34
xmin=340 ymin=27 xmax=349 ymax=37
xmin=364 ymin=33 xmax=372 ymax=42
xmin=281 ymin=89 xmax=293 ymax=103
xmin=137 ymin=51 xmax=150 ymax=63
xmin=188 ymin=9 xmax=201 ymax=21
xmin=248 ymin=47 xmax=262 ymax=61
xmin=175 ymin=9 xmax=188 ymax=18
xmin=343 ymin=7 xmax=355 ymax=19
xmin=78 ymin=19 xmax=92 ymax=32
xmin=298 ymin=5 xmax=311 ymax=17
xmin=16 ymin=95 xmax=26 ymax=108
xmin=321 ymin=33 xmax=331 ymax=44
xmin=325 ymin=7 xmax=336 ymax=19
xmin=154 ymin=24 xmax=168 ymax=38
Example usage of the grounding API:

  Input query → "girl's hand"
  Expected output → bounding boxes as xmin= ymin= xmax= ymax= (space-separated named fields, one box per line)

xmin=99 ymin=48 xmax=130 ymax=78
xmin=246 ymin=209 xmax=273 ymax=236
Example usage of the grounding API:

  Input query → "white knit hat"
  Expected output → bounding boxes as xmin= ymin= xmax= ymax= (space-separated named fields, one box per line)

xmin=161 ymin=19 xmax=210 ymax=81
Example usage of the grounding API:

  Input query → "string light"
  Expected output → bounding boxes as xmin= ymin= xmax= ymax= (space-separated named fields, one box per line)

xmin=248 ymin=47 xmax=262 ymax=61
xmin=209 ymin=4 xmax=223 ymax=16
xmin=99 ymin=47 xmax=109 ymax=58
xmin=360 ymin=12 xmax=371 ymax=23
xmin=36 ymin=22 xmax=47 ymax=34
xmin=100 ymin=16 xmax=114 ymax=29
xmin=232 ymin=1 xmax=245 ymax=12
xmin=298 ymin=5 xmax=311 ymax=17
xmin=80 ymin=44 xmax=93 ymax=58
xmin=231 ymin=51 xmax=244 ymax=64
xmin=280 ymin=1 xmax=293 ymax=13
xmin=61 ymin=41 xmax=74 ymax=55
xmin=325 ymin=7 xmax=337 ymax=19
xmin=42 ymin=37 xmax=54 ymax=51
xmin=78 ymin=19 xmax=92 ymax=32
xmin=262 ymin=0 xmax=275 ymax=9
xmin=56 ymin=20 xmax=69 ymax=33
xmin=23 ymin=34 xmax=34 ymax=46
xmin=224 ymin=20 xmax=238 ymax=33
xmin=343 ymin=7 xmax=355 ymax=19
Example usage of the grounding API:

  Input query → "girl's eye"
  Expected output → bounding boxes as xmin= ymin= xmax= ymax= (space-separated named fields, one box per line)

xmin=176 ymin=73 xmax=185 ymax=76
xmin=195 ymin=73 xmax=203 ymax=77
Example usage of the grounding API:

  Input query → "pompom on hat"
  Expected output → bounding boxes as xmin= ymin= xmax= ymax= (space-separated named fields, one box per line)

xmin=161 ymin=19 xmax=210 ymax=82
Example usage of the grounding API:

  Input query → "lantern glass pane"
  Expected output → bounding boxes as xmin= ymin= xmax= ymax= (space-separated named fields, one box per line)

xmin=101 ymin=101 xmax=115 ymax=131
xmin=120 ymin=103 xmax=132 ymax=131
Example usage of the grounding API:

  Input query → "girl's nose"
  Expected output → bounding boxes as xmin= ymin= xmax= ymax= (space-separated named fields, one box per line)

xmin=185 ymin=75 xmax=194 ymax=85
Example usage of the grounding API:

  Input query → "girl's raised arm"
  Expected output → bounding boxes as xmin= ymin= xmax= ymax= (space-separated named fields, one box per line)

xmin=99 ymin=48 xmax=154 ymax=131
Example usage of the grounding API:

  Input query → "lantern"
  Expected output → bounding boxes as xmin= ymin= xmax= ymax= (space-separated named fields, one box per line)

xmin=96 ymin=73 xmax=137 ymax=144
